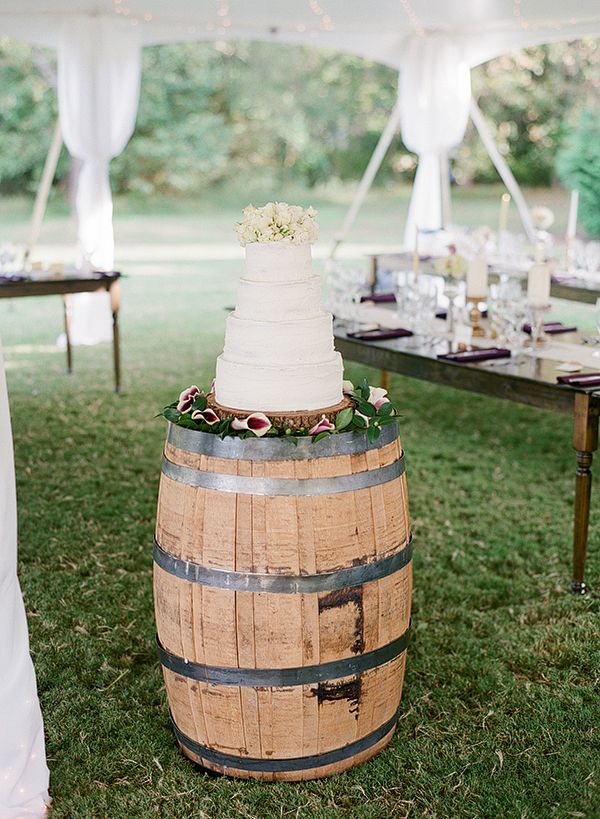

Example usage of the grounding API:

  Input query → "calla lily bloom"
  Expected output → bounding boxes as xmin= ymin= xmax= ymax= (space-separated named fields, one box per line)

xmin=231 ymin=412 xmax=272 ymax=437
xmin=191 ymin=408 xmax=220 ymax=425
xmin=368 ymin=386 xmax=389 ymax=409
xmin=177 ymin=385 xmax=200 ymax=413
xmin=309 ymin=415 xmax=335 ymax=436
xmin=342 ymin=380 xmax=355 ymax=394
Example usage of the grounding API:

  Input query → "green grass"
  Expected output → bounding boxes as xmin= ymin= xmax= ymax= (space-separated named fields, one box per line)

xmin=2 ymin=188 xmax=600 ymax=818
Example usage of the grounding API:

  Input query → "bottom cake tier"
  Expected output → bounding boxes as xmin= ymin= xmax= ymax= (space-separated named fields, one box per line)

xmin=214 ymin=352 xmax=343 ymax=413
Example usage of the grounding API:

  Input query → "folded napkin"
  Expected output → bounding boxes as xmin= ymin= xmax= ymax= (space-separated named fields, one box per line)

xmin=523 ymin=321 xmax=577 ymax=335
xmin=436 ymin=309 xmax=488 ymax=320
xmin=557 ymin=372 xmax=600 ymax=387
xmin=0 ymin=274 xmax=27 ymax=283
xmin=360 ymin=292 xmax=396 ymax=304
xmin=438 ymin=347 xmax=511 ymax=363
xmin=347 ymin=327 xmax=413 ymax=341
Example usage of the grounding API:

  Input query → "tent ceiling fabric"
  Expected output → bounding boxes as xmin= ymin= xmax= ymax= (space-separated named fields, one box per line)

xmin=2 ymin=1 xmax=600 ymax=67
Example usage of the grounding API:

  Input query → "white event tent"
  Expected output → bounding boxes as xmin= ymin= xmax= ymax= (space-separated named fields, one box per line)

xmin=1 ymin=3 xmax=600 ymax=816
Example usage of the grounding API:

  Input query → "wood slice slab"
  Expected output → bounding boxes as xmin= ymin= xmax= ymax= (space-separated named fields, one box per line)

xmin=206 ymin=393 xmax=354 ymax=432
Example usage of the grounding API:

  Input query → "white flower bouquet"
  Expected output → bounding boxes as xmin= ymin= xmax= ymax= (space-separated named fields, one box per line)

xmin=434 ymin=251 xmax=468 ymax=279
xmin=235 ymin=202 xmax=319 ymax=246
xmin=531 ymin=206 xmax=555 ymax=231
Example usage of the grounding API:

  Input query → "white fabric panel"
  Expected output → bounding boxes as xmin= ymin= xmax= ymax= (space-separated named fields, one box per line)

xmin=400 ymin=35 xmax=472 ymax=247
xmin=57 ymin=16 xmax=141 ymax=344
xmin=0 ymin=353 xmax=50 ymax=819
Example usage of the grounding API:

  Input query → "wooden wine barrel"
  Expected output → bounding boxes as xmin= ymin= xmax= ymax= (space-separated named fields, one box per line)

xmin=154 ymin=421 xmax=411 ymax=781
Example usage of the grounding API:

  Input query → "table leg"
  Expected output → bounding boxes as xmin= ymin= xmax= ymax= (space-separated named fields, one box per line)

xmin=571 ymin=393 xmax=599 ymax=594
xmin=63 ymin=294 xmax=73 ymax=374
xmin=380 ymin=369 xmax=389 ymax=392
xmin=110 ymin=280 xmax=122 ymax=393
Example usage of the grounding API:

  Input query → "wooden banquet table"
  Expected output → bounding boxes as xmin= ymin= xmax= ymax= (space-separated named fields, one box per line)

xmin=0 ymin=270 xmax=122 ymax=392
xmin=335 ymin=323 xmax=600 ymax=594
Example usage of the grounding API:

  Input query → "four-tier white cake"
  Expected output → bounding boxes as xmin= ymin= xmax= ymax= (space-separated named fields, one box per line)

xmin=215 ymin=207 xmax=343 ymax=413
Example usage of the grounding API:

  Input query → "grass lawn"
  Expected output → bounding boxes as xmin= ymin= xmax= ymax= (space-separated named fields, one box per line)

xmin=1 ymin=186 xmax=599 ymax=818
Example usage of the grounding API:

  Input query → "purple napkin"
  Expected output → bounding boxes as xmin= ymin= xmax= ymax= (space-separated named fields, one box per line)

xmin=436 ymin=309 xmax=488 ymax=320
xmin=438 ymin=347 xmax=511 ymax=363
xmin=0 ymin=274 xmax=27 ymax=283
xmin=348 ymin=327 xmax=413 ymax=341
xmin=523 ymin=321 xmax=577 ymax=335
xmin=360 ymin=292 xmax=396 ymax=303
xmin=557 ymin=372 xmax=600 ymax=387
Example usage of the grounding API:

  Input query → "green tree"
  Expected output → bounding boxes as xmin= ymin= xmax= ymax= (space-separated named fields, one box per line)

xmin=0 ymin=41 xmax=68 ymax=194
xmin=556 ymin=110 xmax=600 ymax=237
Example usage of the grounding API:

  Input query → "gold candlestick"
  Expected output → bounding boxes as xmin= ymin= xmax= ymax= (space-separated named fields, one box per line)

xmin=469 ymin=296 xmax=486 ymax=338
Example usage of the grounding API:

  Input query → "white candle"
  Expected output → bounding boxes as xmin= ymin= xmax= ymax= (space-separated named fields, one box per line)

xmin=466 ymin=255 xmax=488 ymax=297
xmin=499 ymin=193 xmax=511 ymax=233
xmin=527 ymin=262 xmax=551 ymax=305
xmin=413 ymin=227 xmax=420 ymax=279
xmin=567 ymin=189 xmax=579 ymax=240
xmin=535 ymin=242 xmax=545 ymax=263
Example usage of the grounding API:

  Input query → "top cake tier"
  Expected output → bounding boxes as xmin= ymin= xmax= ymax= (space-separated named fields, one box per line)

xmin=244 ymin=241 xmax=312 ymax=283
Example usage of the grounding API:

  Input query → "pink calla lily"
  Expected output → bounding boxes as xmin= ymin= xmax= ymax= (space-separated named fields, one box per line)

xmin=309 ymin=415 xmax=335 ymax=436
xmin=368 ymin=386 xmax=389 ymax=409
xmin=191 ymin=408 xmax=220 ymax=425
xmin=231 ymin=412 xmax=272 ymax=437
xmin=177 ymin=385 xmax=200 ymax=413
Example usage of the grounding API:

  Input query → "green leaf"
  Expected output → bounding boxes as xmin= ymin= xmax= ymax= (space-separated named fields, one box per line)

xmin=360 ymin=378 xmax=370 ymax=400
xmin=163 ymin=407 xmax=181 ymax=423
xmin=352 ymin=413 xmax=367 ymax=429
xmin=378 ymin=415 xmax=400 ymax=426
xmin=356 ymin=400 xmax=376 ymax=417
xmin=377 ymin=402 xmax=394 ymax=417
xmin=335 ymin=407 xmax=354 ymax=430
xmin=367 ymin=424 xmax=381 ymax=443
xmin=191 ymin=395 xmax=208 ymax=412
xmin=312 ymin=430 xmax=333 ymax=443
xmin=176 ymin=414 xmax=196 ymax=428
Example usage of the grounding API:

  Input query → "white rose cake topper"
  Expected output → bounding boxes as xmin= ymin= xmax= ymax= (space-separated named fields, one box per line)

xmin=235 ymin=201 xmax=319 ymax=246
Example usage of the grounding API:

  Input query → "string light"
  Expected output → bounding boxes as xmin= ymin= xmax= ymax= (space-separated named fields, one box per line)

xmin=399 ymin=0 xmax=426 ymax=37
xmin=307 ymin=0 xmax=335 ymax=32
xmin=513 ymin=0 xmax=529 ymax=30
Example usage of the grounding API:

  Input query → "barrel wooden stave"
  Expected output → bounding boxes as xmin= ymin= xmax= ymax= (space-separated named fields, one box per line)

xmin=154 ymin=565 xmax=411 ymax=667
xmin=161 ymin=655 xmax=406 ymax=760
xmin=157 ymin=437 xmax=409 ymax=573
xmin=154 ymin=425 xmax=411 ymax=780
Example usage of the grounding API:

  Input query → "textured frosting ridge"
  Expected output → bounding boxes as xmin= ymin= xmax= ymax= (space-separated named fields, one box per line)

xmin=215 ymin=240 xmax=344 ymax=412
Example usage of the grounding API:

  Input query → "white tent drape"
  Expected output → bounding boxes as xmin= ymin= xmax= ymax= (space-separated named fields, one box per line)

xmin=0 ymin=353 xmax=50 ymax=819
xmin=400 ymin=35 xmax=472 ymax=247
xmin=57 ymin=16 xmax=141 ymax=345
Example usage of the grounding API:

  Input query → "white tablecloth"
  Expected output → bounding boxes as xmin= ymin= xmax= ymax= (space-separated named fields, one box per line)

xmin=0 ymin=352 xmax=49 ymax=818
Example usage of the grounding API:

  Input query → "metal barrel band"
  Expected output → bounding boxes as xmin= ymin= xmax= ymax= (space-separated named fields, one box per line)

xmin=153 ymin=537 xmax=413 ymax=594
xmin=161 ymin=453 xmax=405 ymax=496
xmin=157 ymin=625 xmax=410 ymax=687
xmin=171 ymin=705 xmax=401 ymax=773
xmin=167 ymin=420 xmax=398 ymax=461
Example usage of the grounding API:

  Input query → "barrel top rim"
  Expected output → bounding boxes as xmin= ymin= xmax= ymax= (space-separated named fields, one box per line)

xmin=166 ymin=420 xmax=399 ymax=460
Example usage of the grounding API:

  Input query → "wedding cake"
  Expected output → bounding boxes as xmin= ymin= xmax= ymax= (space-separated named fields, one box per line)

xmin=215 ymin=203 xmax=343 ymax=413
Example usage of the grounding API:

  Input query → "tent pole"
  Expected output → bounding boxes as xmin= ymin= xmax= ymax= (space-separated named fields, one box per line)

xmin=440 ymin=151 xmax=452 ymax=227
xmin=469 ymin=98 xmax=535 ymax=242
xmin=329 ymin=97 xmax=403 ymax=260
xmin=24 ymin=118 xmax=63 ymax=263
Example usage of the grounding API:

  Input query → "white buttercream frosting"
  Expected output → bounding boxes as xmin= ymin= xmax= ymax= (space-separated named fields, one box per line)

xmin=235 ymin=276 xmax=323 ymax=321
xmin=216 ymin=354 xmax=344 ymax=413
xmin=215 ymin=240 xmax=344 ymax=412
xmin=244 ymin=241 xmax=312 ymax=283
